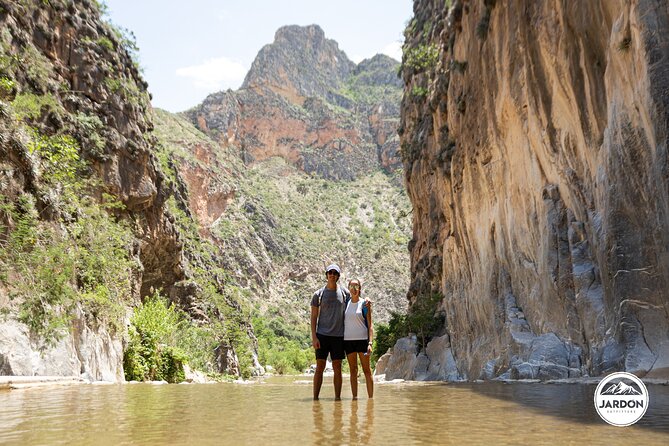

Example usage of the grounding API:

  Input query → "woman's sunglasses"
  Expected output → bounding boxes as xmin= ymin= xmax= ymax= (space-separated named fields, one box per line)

xmin=350 ymin=284 xmax=360 ymax=290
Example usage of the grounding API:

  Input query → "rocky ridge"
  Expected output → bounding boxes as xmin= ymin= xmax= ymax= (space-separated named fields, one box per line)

xmin=394 ymin=0 xmax=669 ymax=380
xmin=187 ymin=24 xmax=403 ymax=181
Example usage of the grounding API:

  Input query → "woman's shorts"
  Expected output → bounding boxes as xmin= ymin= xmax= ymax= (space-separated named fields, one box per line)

xmin=344 ymin=339 xmax=369 ymax=355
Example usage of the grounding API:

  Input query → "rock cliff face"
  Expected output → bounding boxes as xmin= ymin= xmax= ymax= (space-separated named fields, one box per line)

xmin=400 ymin=0 xmax=669 ymax=380
xmin=0 ymin=0 xmax=252 ymax=380
xmin=188 ymin=25 xmax=403 ymax=181
xmin=0 ymin=0 xmax=166 ymax=380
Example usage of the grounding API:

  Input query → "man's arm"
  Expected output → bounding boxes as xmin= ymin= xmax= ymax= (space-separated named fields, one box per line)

xmin=366 ymin=305 xmax=374 ymax=355
xmin=311 ymin=305 xmax=320 ymax=349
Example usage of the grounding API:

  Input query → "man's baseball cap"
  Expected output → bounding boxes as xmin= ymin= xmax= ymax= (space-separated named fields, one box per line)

xmin=325 ymin=264 xmax=341 ymax=275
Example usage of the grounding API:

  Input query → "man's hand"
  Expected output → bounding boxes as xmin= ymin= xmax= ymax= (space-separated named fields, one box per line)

xmin=364 ymin=298 xmax=373 ymax=309
xmin=312 ymin=337 xmax=320 ymax=349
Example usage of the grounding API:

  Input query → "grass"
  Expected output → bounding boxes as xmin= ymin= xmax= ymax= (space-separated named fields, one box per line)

xmin=11 ymin=92 xmax=62 ymax=121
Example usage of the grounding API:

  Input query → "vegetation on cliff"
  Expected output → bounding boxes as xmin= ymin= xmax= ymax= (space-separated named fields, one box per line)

xmin=0 ymin=1 xmax=413 ymax=379
xmin=0 ymin=0 xmax=258 ymax=379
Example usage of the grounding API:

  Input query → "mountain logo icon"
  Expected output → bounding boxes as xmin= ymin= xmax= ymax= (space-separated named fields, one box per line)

xmin=594 ymin=372 xmax=649 ymax=427
xmin=600 ymin=381 xmax=642 ymax=395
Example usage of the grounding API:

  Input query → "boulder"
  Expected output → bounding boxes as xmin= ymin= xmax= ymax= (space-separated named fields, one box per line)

xmin=215 ymin=342 xmax=240 ymax=376
xmin=382 ymin=335 xmax=418 ymax=381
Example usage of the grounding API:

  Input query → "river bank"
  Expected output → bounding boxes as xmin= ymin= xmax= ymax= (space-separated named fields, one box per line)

xmin=3 ymin=372 xmax=668 ymax=391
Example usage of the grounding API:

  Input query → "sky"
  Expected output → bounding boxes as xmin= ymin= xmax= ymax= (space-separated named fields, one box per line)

xmin=104 ymin=0 xmax=414 ymax=112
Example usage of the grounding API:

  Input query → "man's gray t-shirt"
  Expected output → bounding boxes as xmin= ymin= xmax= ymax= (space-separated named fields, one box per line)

xmin=311 ymin=287 xmax=346 ymax=337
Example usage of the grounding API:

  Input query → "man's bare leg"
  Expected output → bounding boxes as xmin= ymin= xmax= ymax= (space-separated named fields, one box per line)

xmin=313 ymin=359 xmax=326 ymax=400
xmin=332 ymin=359 xmax=343 ymax=400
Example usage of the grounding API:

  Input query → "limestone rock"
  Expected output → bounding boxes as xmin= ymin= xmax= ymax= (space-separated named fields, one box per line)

xmin=0 ymin=308 xmax=123 ymax=381
xmin=215 ymin=342 xmax=240 ymax=376
xmin=378 ymin=334 xmax=462 ymax=381
xmin=382 ymin=336 xmax=418 ymax=381
xmin=424 ymin=334 xmax=460 ymax=381
xmin=373 ymin=351 xmax=392 ymax=377
xmin=400 ymin=0 xmax=669 ymax=380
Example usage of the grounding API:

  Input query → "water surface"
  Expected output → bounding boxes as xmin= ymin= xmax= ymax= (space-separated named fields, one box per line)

xmin=1 ymin=377 xmax=668 ymax=445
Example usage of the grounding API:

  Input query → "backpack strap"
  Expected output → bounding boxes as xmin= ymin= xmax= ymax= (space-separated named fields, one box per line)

xmin=317 ymin=286 xmax=325 ymax=306
xmin=362 ymin=302 xmax=369 ymax=329
xmin=341 ymin=286 xmax=349 ymax=316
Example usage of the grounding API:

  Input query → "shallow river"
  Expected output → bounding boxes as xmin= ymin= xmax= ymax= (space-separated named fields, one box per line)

xmin=1 ymin=377 xmax=668 ymax=445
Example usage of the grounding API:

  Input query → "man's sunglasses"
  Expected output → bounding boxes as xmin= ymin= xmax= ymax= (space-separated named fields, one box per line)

xmin=327 ymin=270 xmax=339 ymax=276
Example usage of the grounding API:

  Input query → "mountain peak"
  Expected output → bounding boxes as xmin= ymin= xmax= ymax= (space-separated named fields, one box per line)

xmin=274 ymin=24 xmax=326 ymax=45
xmin=353 ymin=54 xmax=402 ymax=88
xmin=241 ymin=24 xmax=354 ymax=103
xmin=601 ymin=381 xmax=642 ymax=395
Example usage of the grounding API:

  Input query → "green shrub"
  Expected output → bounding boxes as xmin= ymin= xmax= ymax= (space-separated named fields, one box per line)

xmin=404 ymin=44 xmax=440 ymax=73
xmin=11 ymin=93 xmax=61 ymax=121
xmin=123 ymin=292 xmax=189 ymax=383
xmin=3 ymin=194 xmax=75 ymax=341
xmin=373 ymin=312 xmax=407 ymax=361
xmin=0 ymin=76 xmax=15 ymax=95
xmin=373 ymin=292 xmax=444 ymax=361
xmin=1 ymin=130 xmax=135 ymax=341
xmin=97 ymin=37 xmax=114 ymax=51
xmin=159 ymin=346 xmax=187 ymax=383
xmin=93 ymin=0 xmax=109 ymax=16
xmin=253 ymin=316 xmax=311 ymax=374
xmin=74 ymin=113 xmax=106 ymax=157
xmin=411 ymin=85 xmax=428 ymax=97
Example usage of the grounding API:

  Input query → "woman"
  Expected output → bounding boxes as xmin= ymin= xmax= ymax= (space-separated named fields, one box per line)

xmin=343 ymin=279 xmax=374 ymax=399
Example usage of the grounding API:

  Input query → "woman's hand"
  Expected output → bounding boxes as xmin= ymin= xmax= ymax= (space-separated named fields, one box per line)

xmin=367 ymin=342 xmax=373 ymax=356
xmin=364 ymin=298 xmax=372 ymax=309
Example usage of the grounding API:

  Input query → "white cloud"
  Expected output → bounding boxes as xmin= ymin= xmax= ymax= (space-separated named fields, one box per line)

xmin=176 ymin=57 xmax=247 ymax=91
xmin=381 ymin=41 xmax=403 ymax=62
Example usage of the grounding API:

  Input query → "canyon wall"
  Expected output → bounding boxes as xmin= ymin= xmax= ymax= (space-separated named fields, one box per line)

xmin=0 ymin=0 xmax=253 ymax=380
xmin=400 ymin=0 xmax=669 ymax=379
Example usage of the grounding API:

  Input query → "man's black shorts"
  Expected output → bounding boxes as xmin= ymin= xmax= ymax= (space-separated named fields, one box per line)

xmin=315 ymin=334 xmax=345 ymax=360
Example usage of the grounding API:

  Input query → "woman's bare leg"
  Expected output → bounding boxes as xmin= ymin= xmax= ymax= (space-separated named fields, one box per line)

xmin=359 ymin=352 xmax=374 ymax=398
xmin=346 ymin=352 xmax=359 ymax=399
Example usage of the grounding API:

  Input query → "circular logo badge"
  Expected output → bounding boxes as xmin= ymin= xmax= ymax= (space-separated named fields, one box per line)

xmin=594 ymin=372 xmax=649 ymax=426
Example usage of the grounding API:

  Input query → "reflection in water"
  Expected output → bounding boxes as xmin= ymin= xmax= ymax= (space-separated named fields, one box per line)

xmin=0 ymin=378 xmax=668 ymax=445
xmin=349 ymin=398 xmax=374 ymax=445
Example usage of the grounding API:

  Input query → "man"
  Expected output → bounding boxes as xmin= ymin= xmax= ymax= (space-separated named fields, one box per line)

xmin=311 ymin=263 xmax=348 ymax=400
